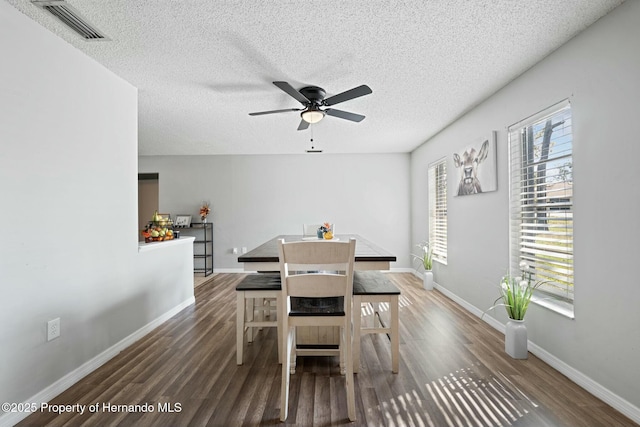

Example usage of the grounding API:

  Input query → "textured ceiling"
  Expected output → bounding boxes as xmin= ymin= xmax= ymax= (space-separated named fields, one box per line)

xmin=6 ymin=0 xmax=624 ymax=155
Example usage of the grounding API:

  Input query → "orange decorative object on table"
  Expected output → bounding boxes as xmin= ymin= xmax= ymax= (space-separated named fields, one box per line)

xmin=321 ymin=222 xmax=333 ymax=239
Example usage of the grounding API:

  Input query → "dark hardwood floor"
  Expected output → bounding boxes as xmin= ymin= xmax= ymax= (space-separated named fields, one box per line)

xmin=17 ymin=273 xmax=637 ymax=426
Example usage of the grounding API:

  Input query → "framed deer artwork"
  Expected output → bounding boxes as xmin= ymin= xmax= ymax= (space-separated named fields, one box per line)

xmin=453 ymin=131 xmax=497 ymax=196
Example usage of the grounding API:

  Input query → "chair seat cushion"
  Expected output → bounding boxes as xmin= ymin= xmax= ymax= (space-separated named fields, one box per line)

xmin=290 ymin=297 xmax=345 ymax=316
xmin=353 ymin=271 xmax=400 ymax=295
xmin=235 ymin=274 xmax=281 ymax=291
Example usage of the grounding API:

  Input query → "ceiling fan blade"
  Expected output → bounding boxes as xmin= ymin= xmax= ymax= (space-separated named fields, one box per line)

xmin=273 ymin=81 xmax=310 ymax=104
xmin=325 ymin=108 xmax=365 ymax=122
xmin=323 ymin=85 xmax=372 ymax=106
xmin=297 ymin=119 xmax=310 ymax=131
xmin=249 ymin=108 xmax=302 ymax=116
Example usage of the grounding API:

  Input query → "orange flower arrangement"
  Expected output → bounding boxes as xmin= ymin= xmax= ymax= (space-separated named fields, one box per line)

xmin=199 ymin=202 xmax=210 ymax=220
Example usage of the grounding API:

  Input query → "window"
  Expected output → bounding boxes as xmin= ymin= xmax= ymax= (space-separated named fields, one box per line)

xmin=429 ymin=158 xmax=447 ymax=264
xmin=508 ymin=100 xmax=573 ymax=304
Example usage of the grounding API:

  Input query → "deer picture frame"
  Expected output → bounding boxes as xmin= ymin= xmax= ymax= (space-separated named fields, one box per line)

xmin=453 ymin=131 xmax=497 ymax=196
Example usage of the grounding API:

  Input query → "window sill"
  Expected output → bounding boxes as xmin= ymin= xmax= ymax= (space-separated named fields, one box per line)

xmin=531 ymin=295 xmax=574 ymax=319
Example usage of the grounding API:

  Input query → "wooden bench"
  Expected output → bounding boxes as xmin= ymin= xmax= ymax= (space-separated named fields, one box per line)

xmin=236 ymin=274 xmax=282 ymax=365
xmin=352 ymin=271 xmax=400 ymax=373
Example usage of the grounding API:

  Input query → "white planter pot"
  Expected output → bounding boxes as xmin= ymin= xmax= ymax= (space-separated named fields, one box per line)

xmin=505 ymin=319 xmax=528 ymax=359
xmin=423 ymin=270 xmax=434 ymax=290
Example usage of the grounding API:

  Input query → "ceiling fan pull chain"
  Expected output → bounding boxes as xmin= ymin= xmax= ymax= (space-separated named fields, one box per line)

xmin=310 ymin=126 xmax=314 ymax=149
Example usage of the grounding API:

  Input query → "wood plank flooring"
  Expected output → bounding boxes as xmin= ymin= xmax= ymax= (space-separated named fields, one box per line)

xmin=16 ymin=273 xmax=637 ymax=427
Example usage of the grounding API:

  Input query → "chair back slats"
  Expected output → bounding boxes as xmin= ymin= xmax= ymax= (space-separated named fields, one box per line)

xmin=278 ymin=239 xmax=356 ymax=306
xmin=280 ymin=240 xmax=353 ymax=264
xmin=286 ymin=274 xmax=347 ymax=298
xmin=286 ymin=263 xmax=346 ymax=272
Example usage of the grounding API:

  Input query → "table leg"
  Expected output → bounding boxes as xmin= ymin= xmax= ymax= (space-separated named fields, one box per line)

xmin=391 ymin=295 xmax=399 ymax=373
xmin=353 ymin=295 xmax=362 ymax=374
xmin=236 ymin=291 xmax=245 ymax=365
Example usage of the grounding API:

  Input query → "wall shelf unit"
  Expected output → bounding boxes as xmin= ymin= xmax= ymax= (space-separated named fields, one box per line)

xmin=180 ymin=223 xmax=213 ymax=276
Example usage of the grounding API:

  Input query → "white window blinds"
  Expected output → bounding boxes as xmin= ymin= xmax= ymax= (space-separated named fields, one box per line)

xmin=508 ymin=100 xmax=574 ymax=302
xmin=429 ymin=158 xmax=448 ymax=263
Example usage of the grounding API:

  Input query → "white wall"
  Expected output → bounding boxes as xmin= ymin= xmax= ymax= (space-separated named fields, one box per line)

xmin=138 ymin=154 xmax=411 ymax=271
xmin=411 ymin=0 xmax=640 ymax=418
xmin=0 ymin=3 xmax=194 ymax=422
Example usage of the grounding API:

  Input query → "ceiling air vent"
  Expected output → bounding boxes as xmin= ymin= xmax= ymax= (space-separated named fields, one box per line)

xmin=31 ymin=0 xmax=109 ymax=41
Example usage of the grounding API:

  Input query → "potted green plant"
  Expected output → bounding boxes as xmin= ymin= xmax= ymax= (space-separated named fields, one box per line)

xmin=412 ymin=241 xmax=434 ymax=290
xmin=485 ymin=261 xmax=548 ymax=359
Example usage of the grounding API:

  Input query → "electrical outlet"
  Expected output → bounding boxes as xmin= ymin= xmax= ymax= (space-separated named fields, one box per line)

xmin=232 ymin=247 xmax=238 ymax=254
xmin=47 ymin=318 xmax=60 ymax=341
xmin=242 ymin=247 xmax=247 ymax=254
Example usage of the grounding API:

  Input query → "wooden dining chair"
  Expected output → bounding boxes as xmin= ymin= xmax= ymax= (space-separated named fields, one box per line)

xmin=236 ymin=274 xmax=282 ymax=365
xmin=277 ymin=238 xmax=357 ymax=422
xmin=302 ymin=223 xmax=322 ymax=237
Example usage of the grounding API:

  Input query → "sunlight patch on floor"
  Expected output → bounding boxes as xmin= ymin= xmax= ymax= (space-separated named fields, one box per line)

xmin=374 ymin=366 xmax=540 ymax=427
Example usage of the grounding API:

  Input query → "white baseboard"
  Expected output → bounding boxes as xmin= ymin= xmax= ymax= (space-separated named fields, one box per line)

xmin=0 ymin=296 xmax=195 ymax=427
xmin=435 ymin=282 xmax=492 ymax=322
xmin=213 ymin=268 xmax=247 ymax=273
xmin=527 ymin=341 xmax=640 ymax=424
xmin=434 ymin=284 xmax=640 ymax=425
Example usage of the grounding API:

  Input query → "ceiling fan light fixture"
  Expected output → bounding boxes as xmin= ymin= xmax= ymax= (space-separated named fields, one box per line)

xmin=249 ymin=81 xmax=371 ymax=130
xmin=301 ymin=109 xmax=325 ymax=124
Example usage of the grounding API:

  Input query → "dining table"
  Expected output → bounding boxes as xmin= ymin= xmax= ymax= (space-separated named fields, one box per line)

xmin=238 ymin=234 xmax=397 ymax=350
xmin=237 ymin=234 xmax=396 ymax=272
